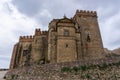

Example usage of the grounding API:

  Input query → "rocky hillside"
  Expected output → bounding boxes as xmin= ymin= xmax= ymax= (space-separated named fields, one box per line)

xmin=5 ymin=58 xmax=120 ymax=80
xmin=112 ymin=48 xmax=120 ymax=54
xmin=104 ymin=48 xmax=120 ymax=59
xmin=104 ymin=47 xmax=120 ymax=54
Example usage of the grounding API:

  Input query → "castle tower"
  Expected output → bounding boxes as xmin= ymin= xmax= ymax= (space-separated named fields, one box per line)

xmin=73 ymin=10 xmax=104 ymax=60
xmin=31 ymin=29 xmax=43 ymax=63
xmin=31 ymin=29 xmax=48 ymax=64
xmin=48 ymin=16 xmax=78 ymax=63
xmin=56 ymin=17 xmax=77 ymax=62
xmin=48 ymin=19 xmax=58 ymax=63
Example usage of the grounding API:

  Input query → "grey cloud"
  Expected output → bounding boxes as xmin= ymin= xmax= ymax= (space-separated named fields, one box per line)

xmin=13 ymin=29 xmax=32 ymax=37
xmin=12 ymin=0 xmax=80 ymax=17
xmin=12 ymin=0 xmax=43 ymax=17
xmin=11 ymin=0 xmax=120 ymax=22
xmin=35 ymin=16 xmax=51 ymax=29
xmin=74 ymin=0 xmax=120 ymax=20
xmin=74 ymin=0 xmax=120 ymax=8
xmin=11 ymin=0 xmax=81 ymax=31
xmin=2 ymin=2 xmax=13 ymax=15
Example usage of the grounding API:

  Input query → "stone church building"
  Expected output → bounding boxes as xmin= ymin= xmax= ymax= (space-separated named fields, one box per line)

xmin=10 ymin=10 xmax=104 ymax=69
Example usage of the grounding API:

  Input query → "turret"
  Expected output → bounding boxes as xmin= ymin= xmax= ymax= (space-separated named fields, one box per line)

xmin=41 ymin=31 xmax=48 ymax=35
xmin=35 ymin=28 xmax=41 ymax=36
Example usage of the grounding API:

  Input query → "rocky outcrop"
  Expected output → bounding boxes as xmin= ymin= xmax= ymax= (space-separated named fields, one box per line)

xmin=112 ymin=48 xmax=120 ymax=54
xmin=5 ymin=58 xmax=120 ymax=80
xmin=104 ymin=48 xmax=120 ymax=59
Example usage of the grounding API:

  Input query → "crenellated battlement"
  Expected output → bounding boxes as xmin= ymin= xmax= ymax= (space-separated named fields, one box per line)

xmin=35 ymin=28 xmax=41 ymax=36
xmin=41 ymin=31 xmax=48 ymax=35
xmin=34 ymin=28 xmax=48 ymax=36
xmin=75 ymin=10 xmax=97 ymax=17
xmin=19 ymin=35 xmax=34 ymax=42
xmin=19 ymin=29 xmax=48 ymax=42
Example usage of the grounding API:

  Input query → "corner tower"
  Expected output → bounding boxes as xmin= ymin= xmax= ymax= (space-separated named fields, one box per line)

xmin=73 ymin=10 xmax=104 ymax=60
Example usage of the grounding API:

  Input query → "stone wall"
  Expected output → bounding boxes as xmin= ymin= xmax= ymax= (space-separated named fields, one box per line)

xmin=5 ymin=58 xmax=120 ymax=80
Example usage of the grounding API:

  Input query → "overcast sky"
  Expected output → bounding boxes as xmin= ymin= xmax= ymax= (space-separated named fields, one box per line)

xmin=0 ymin=0 xmax=120 ymax=68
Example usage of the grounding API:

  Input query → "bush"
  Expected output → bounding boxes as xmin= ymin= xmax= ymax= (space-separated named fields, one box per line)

xmin=98 ymin=63 xmax=108 ymax=70
xmin=86 ymin=73 xmax=91 ymax=79
xmin=3 ymin=76 xmax=6 ymax=79
xmin=81 ymin=65 xmax=88 ymax=71
xmin=61 ymin=67 xmax=71 ymax=72
xmin=89 ymin=64 xmax=97 ymax=69
xmin=11 ymin=74 xmax=15 ymax=79
xmin=10 ymin=74 xmax=18 ymax=80
xmin=72 ymin=66 xmax=79 ymax=72
xmin=114 ymin=61 xmax=120 ymax=66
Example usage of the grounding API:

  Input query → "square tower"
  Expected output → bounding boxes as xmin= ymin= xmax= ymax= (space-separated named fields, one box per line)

xmin=73 ymin=10 xmax=104 ymax=60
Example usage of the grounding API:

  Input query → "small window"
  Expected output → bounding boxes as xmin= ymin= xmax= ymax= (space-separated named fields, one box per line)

xmin=65 ymin=44 xmax=68 ymax=48
xmin=23 ymin=50 xmax=28 ymax=56
xmin=64 ymin=30 xmax=69 ymax=36
xmin=35 ymin=40 xmax=37 ymax=43
xmin=78 ymin=26 xmax=80 ymax=29
xmin=85 ymin=30 xmax=91 ymax=42
xmin=87 ymin=33 xmax=90 ymax=42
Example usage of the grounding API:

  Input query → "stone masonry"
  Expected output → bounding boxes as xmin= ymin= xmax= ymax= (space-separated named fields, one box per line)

xmin=10 ymin=10 xmax=104 ymax=69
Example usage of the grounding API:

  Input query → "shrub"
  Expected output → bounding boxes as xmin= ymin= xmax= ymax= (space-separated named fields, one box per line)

xmin=89 ymin=64 xmax=97 ymax=69
xmin=10 ymin=74 xmax=18 ymax=80
xmin=11 ymin=74 xmax=15 ymax=79
xmin=72 ymin=66 xmax=79 ymax=72
xmin=86 ymin=73 xmax=91 ymax=79
xmin=80 ymin=75 xmax=85 ymax=79
xmin=3 ymin=76 xmax=6 ymax=79
xmin=61 ymin=67 xmax=71 ymax=72
xmin=115 ymin=61 xmax=120 ymax=66
xmin=81 ymin=65 xmax=88 ymax=71
xmin=98 ymin=63 xmax=108 ymax=70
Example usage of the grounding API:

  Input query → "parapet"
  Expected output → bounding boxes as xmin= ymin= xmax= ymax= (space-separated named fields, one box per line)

xmin=34 ymin=28 xmax=48 ymax=36
xmin=19 ymin=35 xmax=34 ymax=42
xmin=35 ymin=28 xmax=41 ymax=36
xmin=41 ymin=31 xmax=48 ymax=35
xmin=75 ymin=10 xmax=97 ymax=17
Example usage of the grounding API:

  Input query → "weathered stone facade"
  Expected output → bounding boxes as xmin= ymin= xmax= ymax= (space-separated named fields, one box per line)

xmin=10 ymin=10 xmax=104 ymax=69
